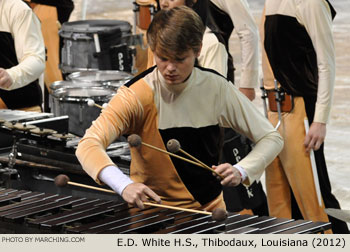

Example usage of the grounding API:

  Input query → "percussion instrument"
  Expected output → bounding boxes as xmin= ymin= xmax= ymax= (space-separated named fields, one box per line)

xmin=68 ymin=70 xmax=133 ymax=90
xmin=0 ymin=187 xmax=331 ymax=234
xmin=49 ymin=80 xmax=103 ymax=93
xmin=50 ymin=87 xmax=115 ymax=136
xmin=0 ymin=109 xmax=53 ymax=124
xmin=59 ymin=20 xmax=138 ymax=74
xmin=133 ymin=0 xmax=157 ymax=31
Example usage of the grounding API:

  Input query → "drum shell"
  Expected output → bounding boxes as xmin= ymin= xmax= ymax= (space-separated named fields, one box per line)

xmin=59 ymin=20 xmax=132 ymax=74
xmin=67 ymin=70 xmax=133 ymax=90
xmin=51 ymin=87 xmax=115 ymax=136
xmin=134 ymin=1 xmax=156 ymax=30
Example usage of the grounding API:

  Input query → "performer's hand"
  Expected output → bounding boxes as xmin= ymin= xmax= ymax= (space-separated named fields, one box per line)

xmin=212 ymin=163 xmax=242 ymax=187
xmin=239 ymin=88 xmax=256 ymax=101
xmin=0 ymin=68 xmax=13 ymax=89
xmin=121 ymin=182 xmax=161 ymax=209
xmin=304 ymin=122 xmax=326 ymax=152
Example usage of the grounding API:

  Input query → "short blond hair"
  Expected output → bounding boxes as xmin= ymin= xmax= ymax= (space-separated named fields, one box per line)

xmin=147 ymin=6 xmax=205 ymax=60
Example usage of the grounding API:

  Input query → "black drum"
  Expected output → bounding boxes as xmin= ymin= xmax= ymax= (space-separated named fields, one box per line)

xmin=59 ymin=20 xmax=135 ymax=74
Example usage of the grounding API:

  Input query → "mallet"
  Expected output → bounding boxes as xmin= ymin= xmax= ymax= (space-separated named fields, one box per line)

xmin=167 ymin=139 xmax=224 ymax=179
xmin=127 ymin=134 xmax=219 ymax=171
xmin=54 ymin=174 xmax=227 ymax=221
xmin=86 ymin=99 xmax=107 ymax=110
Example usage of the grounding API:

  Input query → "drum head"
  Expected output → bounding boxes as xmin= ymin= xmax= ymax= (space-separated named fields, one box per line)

xmin=50 ymin=80 xmax=102 ymax=92
xmin=68 ymin=70 xmax=133 ymax=88
xmin=52 ymin=87 xmax=115 ymax=101
xmin=60 ymin=20 xmax=131 ymax=36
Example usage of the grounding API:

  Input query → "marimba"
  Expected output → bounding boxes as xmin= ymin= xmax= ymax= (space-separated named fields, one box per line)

xmin=0 ymin=187 xmax=331 ymax=234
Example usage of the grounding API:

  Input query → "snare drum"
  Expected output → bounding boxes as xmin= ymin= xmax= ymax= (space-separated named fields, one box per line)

xmin=49 ymin=80 xmax=103 ymax=92
xmin=51 ymin=87 xmax=115 ymax=136
xmin=68 ymin=70 xmax=133 ymax=90
xmin=133 ymin=0 xmax=157 ymax=30
xmin=59 ymin=20 xmax=134 ymax=74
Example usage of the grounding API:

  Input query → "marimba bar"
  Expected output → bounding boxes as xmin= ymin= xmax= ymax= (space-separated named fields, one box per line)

xmin=0 ymin=188 xmax=331 ymax=234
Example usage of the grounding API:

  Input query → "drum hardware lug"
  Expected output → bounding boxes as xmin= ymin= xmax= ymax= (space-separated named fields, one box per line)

xmin=79 ymin=103 xmax=84 ymax=124
xmin=0 ymin=134 xmax=19 ymax=188
xmin=121 ymin=34 xmax=145 ymax=47
xmin=260 ymin=79 xmax=268 ymax=119
xmin=260 ymin=79 xmax=283 ymax=130
xmin=32 ymin=173 xmax=55 ymax=182
xmin=133 ymin=2 xmax=141 ymax=35
xmin=133 ymin=2 xmax=141 ymax=12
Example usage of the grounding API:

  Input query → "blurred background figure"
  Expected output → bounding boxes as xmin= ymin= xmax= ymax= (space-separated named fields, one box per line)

xmin=0 ymin=0 xmax=45 ymax=112
xmin=24 ymin=0 xmax=75 ymax=112
xmin=207 ymin=0 xmax=259 ymax=100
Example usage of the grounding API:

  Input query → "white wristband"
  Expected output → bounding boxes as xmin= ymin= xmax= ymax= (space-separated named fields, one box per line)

xmin=98 ymin=165 xmax=133 ymax=195
xmin=233 ymin=164 xmax=247 ymax=183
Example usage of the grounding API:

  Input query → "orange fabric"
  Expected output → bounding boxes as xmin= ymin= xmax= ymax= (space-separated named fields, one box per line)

xmin=77 ymin=80 xmax=226 ymax=210
xmin=239 ymin=208 xmax=254 ymax=215
xmin=32 ymin=4 xmax=63 ymax=90
xmin=19 ymin=105 xmax=42 ymax=112
xmin=147 ymin=47 xmax=155 ymax=69
xmin=260 ymin=8 xmax=331 ymax=233
xmin=134 ymin=27 xmax=149 ymax=75
xmin=128 ymin=79 xmax=202 ymax=209
xmin=0 ymin=98 xmax=7 ymax=109
xmin=266 ymin=97 xmax=331 ymax=234
xmin=201 ymin=192 xmax=226 ymax=212
xmin=0 ymin=97 xmax=41 ymax=112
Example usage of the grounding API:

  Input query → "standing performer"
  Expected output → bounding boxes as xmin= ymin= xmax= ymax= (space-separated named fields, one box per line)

xmin=76 ymin=6 xmax=283 ymax=211
xmin=206 ymin=0 xmax=267 ymax=215
xmin=0 ymin=0 xmax=45 ymax=112
xmin=261 ymin=0 xmax=349 ymax=233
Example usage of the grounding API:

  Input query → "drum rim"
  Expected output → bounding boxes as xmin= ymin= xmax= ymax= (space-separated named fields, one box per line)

xmin=50 ymin=80 xmax=104 ymax=91
xmin=68 ymin=70 xmax=133 ymax=82
xmin=51 ymin=86 xmax=115 ymax=100
xmin=61 ymin=19 xmax=132 ymax=33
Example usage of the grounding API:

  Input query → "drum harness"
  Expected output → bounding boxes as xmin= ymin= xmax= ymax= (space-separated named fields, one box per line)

xmin=260 ymin=79 xmax=294 ymax=130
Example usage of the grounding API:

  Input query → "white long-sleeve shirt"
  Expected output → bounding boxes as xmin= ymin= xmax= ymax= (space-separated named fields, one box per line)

xmin=198 ymin=27 xmax=228 ymax=77
xmin=210 ymin=0 xmax=259 ymax=89
xmin=0 ymin=0 xmax=45 ymax=91
xmin=263 ymin=0 xmax=335 ymax=123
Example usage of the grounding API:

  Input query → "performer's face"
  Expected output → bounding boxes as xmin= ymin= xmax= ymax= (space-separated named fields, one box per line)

xmin=154 ymin=49 xmax=199 ymax=85
xmin=159 ymin=0 xmax=186 ymax=10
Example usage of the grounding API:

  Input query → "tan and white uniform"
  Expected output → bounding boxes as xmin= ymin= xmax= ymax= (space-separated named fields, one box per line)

xmin=0 ymin=0 xmax=45 ymax=111
xmin=76 ymin=66 xmax=283 ymax=210
xmin=261 ymin=0 xmax=349 ymax=233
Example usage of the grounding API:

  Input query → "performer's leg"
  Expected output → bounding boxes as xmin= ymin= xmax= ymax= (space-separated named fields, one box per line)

xmin=0 ymin=98 xmax=7 ymax=109
xmin=303 ymin=97 xmax=350 ymax=234
xmin=267 ymin=98 xmax=330 ymax=224
xmin=313 ymin=145 xmax=350 ymax=233
xmin=266 ymin=156 xmax=292 ymax=218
